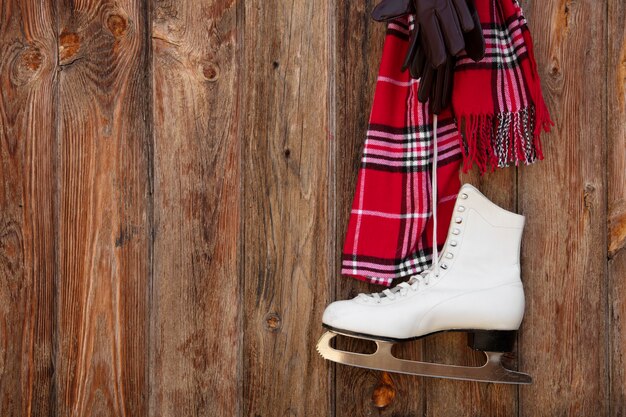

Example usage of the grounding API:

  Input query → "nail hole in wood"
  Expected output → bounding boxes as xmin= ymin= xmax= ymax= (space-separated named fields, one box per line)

xmin=203 ymin=64 xmax=219 ymax=82
xmin=264 ymin=313 xmax=282 ymax=332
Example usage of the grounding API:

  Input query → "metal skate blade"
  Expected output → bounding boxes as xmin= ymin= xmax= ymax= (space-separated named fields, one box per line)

xmin=316 ymin=331 xmax=532 ymax=384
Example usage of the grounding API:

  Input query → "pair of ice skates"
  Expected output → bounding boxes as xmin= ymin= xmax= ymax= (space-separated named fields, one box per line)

xmin=317 ymin=183 xmax=532 ymax=384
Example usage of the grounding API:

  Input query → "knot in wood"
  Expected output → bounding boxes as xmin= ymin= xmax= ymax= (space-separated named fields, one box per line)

xmin=11 ymin=47 xmax=43 ymax=86
xmin=59 ymin=31 xmax=80 ymax=62
xmin=107 ymin=14 xmax=128 ymax=37
xmin=371 ymin=372 xmax=396 ymax=409
xmin=202 ymin=63 xmax=220 ymax=82
xmin=584 ymin=183 xmax=596 ymax=209
xmin=0 ymin=220 xmax=24 ymax=287
xmin=548 ymin=54 xmax=564 ymax=79
xmin=264 ymin=313 xmax=282 ymax=332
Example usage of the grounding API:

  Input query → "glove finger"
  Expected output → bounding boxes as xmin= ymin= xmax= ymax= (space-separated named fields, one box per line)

xmin=452 ymin=0 xmax=475 ymax=31
xmin=418 ymin=65 xmax=435 ymax=104
xmin=371 ymin=0 xmax=413 ymax=21
xmin=402 ymin=26 xmax=420 ymax=71
xmin=410 ymin=41 xmax=427 ymax=79
xmin=440 ymin=57 xmax=456 ymax=110
xmin=421 ymin=16 xmax=448 ymax=68
xmin=435 ymin=5 xmax=465 ymax=56
xmin=431 ymin=67 xmax=444 ymax=114
xmin=463 ymin=5 xmax=486 ymax=61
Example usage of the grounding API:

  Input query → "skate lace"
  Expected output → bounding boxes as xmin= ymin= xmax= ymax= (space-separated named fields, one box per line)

xmin=358 ymin=115 xmax=442 ymax=304
xmin=357 ymin=268 xmax=439 ymax=303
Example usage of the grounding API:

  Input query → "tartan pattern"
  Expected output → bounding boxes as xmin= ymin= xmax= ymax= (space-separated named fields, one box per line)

xmin=457 ymin=2 xmax=530 ymax=69
xmin=341 ymin=0 xmax=551 ymax=286
xmin=341 ymin=23 xmax=462 ymax=286
xmin=452 ymin=0 xmax=553 ymax=172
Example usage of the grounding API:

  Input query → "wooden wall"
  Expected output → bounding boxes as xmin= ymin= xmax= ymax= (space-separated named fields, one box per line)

xmin=0 ymin=0 xmax=624 ymax=416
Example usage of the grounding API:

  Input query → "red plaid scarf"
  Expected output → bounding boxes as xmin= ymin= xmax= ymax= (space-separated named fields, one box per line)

xmin=453 ymin=0 xmax=553 ymax=172
xmin=342 ymin=0 xmax=551 ymax=286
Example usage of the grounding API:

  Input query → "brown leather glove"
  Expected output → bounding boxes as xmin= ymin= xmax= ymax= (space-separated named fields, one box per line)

xmin=415 ymin=0 xmax=476 ymax=67
xmin=403 ymin=28 xmax=455 ymax=114
xmin=418 ymin=53 xmax=456 ymax=115
xmin=373 ymin=0 xmax=485 ymax=65
xmin=372 ymin=0 xmax=485 ymax=113
xmin=457 ymin=1 xmax=485 ymax=62
xmin=371 ymin=0 xmax=413 ymax=21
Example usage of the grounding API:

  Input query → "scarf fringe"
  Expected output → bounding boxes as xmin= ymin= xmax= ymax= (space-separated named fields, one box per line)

xmin=454 ymin=0 xmax=554 ymax=174
xmin=459 ymin=105 xmax=551 ymax=174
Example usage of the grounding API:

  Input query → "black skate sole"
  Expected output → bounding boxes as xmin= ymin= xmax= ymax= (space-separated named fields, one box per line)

xmin=322 ymin=324 xmax=517 ymax=353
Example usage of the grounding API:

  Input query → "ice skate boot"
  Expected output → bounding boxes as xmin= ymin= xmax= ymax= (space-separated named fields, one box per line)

xmin=317 ymin=183 xmax=532 ymax=384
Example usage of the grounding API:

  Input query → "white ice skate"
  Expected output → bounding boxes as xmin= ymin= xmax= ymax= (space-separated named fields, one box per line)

xmin=317 ymin=180 xmax=532 ymax=384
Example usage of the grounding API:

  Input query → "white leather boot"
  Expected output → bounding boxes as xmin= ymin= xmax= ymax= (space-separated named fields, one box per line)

xmin=322 ymin=183 xmax=526 ymax=344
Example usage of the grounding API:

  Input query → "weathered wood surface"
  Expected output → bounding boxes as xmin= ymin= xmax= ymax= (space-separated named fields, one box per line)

xmin=0 ymin=0 xmax=622 ymax=416
xmin=0 ymin=1 xmax=56 ymax=416
xmin=150 ymin=1 xmax=239 ymax=416
xmin=241 ymin=1 xmax=331 ymax=416
xmin=519 ymin=0 xmax=608 ymax=416
xmin=609 ymin=0 xmax=626 ymax=415
xmin=56 ymin=1 xmax=151 ymax=415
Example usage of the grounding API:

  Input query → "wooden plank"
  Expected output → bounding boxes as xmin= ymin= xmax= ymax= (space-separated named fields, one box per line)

xmin=333 ymin=3 xmax=431 ymax=416
xmin=424 ymin=170 xmax=519 ymax=417
xmin=608 ymin=0 xmax=626 ymax=414
xmin=149 ymin=0 xmax=239 ymax=416
xmin=241 ymin=1 xmax=331 ymax=416
xmin=518 ymin=0 xmax=608 ymax=415
xmin=0 ymin=1 xmax=56 ymax=415
xmin=56 ymin=0 xmax=151 ymax=415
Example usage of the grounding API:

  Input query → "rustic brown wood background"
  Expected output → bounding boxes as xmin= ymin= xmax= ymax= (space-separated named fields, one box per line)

xmin=0 ymin=0 xmax=624 ymax=416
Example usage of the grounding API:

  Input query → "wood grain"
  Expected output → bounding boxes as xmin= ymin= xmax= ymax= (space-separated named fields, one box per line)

xmin=241 ymin=1 xmax=331 ymax=416
xmin=519 ymin=0 xmax=608 ymax=415
xmin=608 ymin=0 xmax=626 ymax=414
xmin=56 ymin=0 xmax=151 ymax=415
xmin=0 ymin=1 xmax=56 ymax=416
xmin=149 ymin=0 xmax=239 ymax=416
xmin=0 ymin=1 xmax=623 ymax=416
